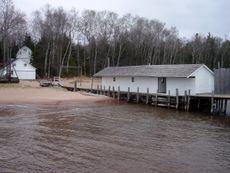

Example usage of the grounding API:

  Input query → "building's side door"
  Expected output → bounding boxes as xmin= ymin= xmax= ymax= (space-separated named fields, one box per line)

xmin=158 ymin=77 xmax=166 ymax=93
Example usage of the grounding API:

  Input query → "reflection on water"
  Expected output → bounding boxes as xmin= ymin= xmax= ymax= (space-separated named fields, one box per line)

xmin=0 ymin=102 xmax=230 ymax=173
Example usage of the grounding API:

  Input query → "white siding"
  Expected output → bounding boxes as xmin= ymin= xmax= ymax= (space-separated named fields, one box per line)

xmin=102 ymin=76 xmax=158 ymax=93
xmin=16 ymin=71 xmax=36 ymax=80
xmin=102 ymin=76 xmax=196 ymax=95
xmin=166 ymin=78 xmax=195 ymax=95
xmin=16 ymin=46 xmax=32 ymax=64
xmin=12 ymin=59 xmax=36 ymax=80
xmin=100 ymin=65 xmax=214 ymax=95
xmin=192 ymin=66 xmax=214 ymax=94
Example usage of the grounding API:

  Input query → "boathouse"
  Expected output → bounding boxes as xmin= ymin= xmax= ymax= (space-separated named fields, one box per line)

xmin=94 ymin=64 xmax=214 ymax=95
xmin=0 ymin=46 xmax=36 ymax=80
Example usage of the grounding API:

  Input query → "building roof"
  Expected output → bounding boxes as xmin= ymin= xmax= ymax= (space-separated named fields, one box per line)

xmin=94 ymin=64 xmax=211 ymax=78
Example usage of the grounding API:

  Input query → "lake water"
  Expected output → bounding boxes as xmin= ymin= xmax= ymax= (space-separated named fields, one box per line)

xmin=0 ymin=101 xmax=230 ymax=173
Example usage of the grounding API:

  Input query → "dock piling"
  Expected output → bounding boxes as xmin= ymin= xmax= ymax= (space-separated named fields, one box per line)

xmin=176 ymin=88 xmax=179 ymax=109
xmin=127 ymin=87 xmax=130 ymax=102
xmin=224 ymin=99 xmax=228 ymax=115
xmin=146 ymin=88 xmax=149 ymax=104
xmin=97 ymin=85 xmax=99 ymax=95
xmin=112 ymin=86 xmax=115 ymax=99
xmin=211 ymin=91 xmax=214 ymax=114
xmin=184 ymin=90 xmax=187 ymax=111
xmin=155 ymin=90 xmax=158 ymax=107
xmin=108 ymin=86 xmax=111 ymax=97
xmin=74 ymin=81 xmax=77 ymax=92
xmin=187 ymin=90 xmax=191 ymax=111
xmin=168 ymin=90 xmax=170 ymax=108
xmin=136 ymin=87 xmax=140 ymax=103
xmin=103 ymin=86 xmax=106 ymax=95
xmin=100 ymin=85 xmax=102 ymax=95
xmin=118 ymin=86 xmax=120 ymax=101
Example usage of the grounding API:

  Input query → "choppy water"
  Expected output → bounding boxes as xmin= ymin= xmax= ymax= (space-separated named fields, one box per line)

xmin=0 ymin=102 xmax=230 ymax=173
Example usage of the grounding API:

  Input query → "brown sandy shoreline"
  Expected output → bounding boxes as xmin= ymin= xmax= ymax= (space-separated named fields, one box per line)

xmin=0 ymin=80 xmax=111 ymax=105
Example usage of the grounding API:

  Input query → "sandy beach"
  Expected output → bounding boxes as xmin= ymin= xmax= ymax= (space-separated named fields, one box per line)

xmin=0 ymin=80 xmax=110 ymax=104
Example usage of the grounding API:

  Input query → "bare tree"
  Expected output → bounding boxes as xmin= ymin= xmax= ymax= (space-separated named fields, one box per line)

xmin=32 ymin=5 xmax=70 ymax=78
xmin=0 ymin=0 xmax=26 ymax=64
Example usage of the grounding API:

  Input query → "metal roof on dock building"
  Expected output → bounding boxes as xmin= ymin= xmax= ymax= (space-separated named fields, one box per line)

xmin=94 ymin=64 xmax=206 ymax=78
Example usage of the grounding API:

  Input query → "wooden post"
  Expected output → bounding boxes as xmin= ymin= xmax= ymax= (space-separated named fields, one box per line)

xmin=118 ymin=86 xmax=120 ymax=101
xmin=108 ymin=86 xmax=111 ymax=97
xmin=224 ymin=99 xmax=228 ymax=115
xmin=127 ymin=87 xmax=130 ymax=102
xmin=184 ymin=90 xmax=187 ymax=111
xmin=136 ymin=87 xmax=140 ymax=103
xmin=167 ymin=90 xmax=170 ymax=109
xmin=197 ymin=98 xmax=200 ymax=111
xmin=216 ymin=99 xmax=219 ymax=113
xmin=217 ymin=99 xmax=221 ymax=114
xmin=219 ymin=99 xmax=222 ymax=114
xmin=155 ymin=90 xmax=158 ymax=107
xmin=211 ymin=91 xmax=214 ymax=114
xmin=146 ymin=88 xmax=149 ymax=104
xmin=112 ymin=86 xmax=115 ymax=99
xmin=97 ymin=85 xmax=99 ymax=95
xmin=90 ymin=77 xmax=94 ymax=92
xmin=220 ymin=99 xmax=223 ymax=113
xmin=176 ymin=88 xmax=179 ymax=110
xmin=74 ymin=81 xmax=77 ymax=92
xmin=100 ymin=85 xmax=102 ymax=95
xmin=187 ymin=90 xmax=191 ymax=112
xmin=103 ymin=86 xmax=106 ymax=95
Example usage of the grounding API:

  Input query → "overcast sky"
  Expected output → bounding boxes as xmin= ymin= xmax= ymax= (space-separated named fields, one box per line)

xmin=14 ymin=0 xmax=230 ymax=39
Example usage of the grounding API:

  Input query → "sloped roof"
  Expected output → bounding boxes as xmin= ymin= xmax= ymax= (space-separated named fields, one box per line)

xmin=94 ymin=64 xmax=207 ymax=78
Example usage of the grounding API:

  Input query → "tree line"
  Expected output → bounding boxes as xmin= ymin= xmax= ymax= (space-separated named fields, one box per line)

xmin=0 ymin=0 xmax=230 ymax=78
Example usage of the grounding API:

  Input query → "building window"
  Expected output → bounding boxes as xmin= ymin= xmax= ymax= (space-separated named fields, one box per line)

xmin=113 ymin=77 xmax=116 ymax=82
xmin=131 ymin=77 xmax=135 ymax=82
xmin=161 ymin=78 xmax=165 ymax=83
xmin=24 ymin=64 xmax=27 ymax=67
xmin=11 ymin=70 xmax=13 ymax=75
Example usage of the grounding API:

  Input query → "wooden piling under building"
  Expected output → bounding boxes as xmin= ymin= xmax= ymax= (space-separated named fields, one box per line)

xmin=62 ymin=85 xmax=230 ymax=115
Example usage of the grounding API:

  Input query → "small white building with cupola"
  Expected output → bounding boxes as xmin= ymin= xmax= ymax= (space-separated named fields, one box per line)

xmin=0 ymin=46 xmax=36 ymax=80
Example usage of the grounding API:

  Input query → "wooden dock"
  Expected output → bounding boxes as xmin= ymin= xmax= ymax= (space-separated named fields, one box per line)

xmin=62 ymin=84 xmax=230 ymax=115
xmin=0 ymin=77 xmax=19 ymax=83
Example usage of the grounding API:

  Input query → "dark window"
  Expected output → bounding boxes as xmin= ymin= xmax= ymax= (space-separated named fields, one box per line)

xmin=113 ymin=77 xmax=116 ymax=82
xmin=24 ymin=64 xmax=27 ymax=67
xmin=161 ymin=78 xmax=165 ymax=83
xmin=11 ymin=70 xmax=13 ymax=75
xmin=131 ymin=77 xmax=135 ymax=82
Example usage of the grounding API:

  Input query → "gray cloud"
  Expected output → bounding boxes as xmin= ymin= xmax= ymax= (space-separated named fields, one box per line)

xmin=14 ymin=0 xmax=230 ymax=38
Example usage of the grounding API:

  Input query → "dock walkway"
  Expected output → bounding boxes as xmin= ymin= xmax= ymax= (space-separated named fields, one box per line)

xmin=62 ymin=84 xmax=230 ymax=115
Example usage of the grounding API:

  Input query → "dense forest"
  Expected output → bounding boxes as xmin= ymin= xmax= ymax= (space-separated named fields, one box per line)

xmin=0 ymin=0 xmax=230 ymax=78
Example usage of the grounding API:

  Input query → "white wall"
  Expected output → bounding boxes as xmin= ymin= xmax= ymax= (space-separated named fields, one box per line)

xmin=102 ymin=76 xmax=158 ymax=93
xmin=16 ymin=71 xmax=36 ymax=80
xmin=167 ymin=78 xmax=195 ymax=95
xmin=102 ymin=76 xmax=196 ymax=95
xmin=192 ymin=66 xmax=214 ymax=94
xmin=12 ymin=59 xmax=36 ymax=80
xmin=100 ymin=66 xmax=214 ymax=95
